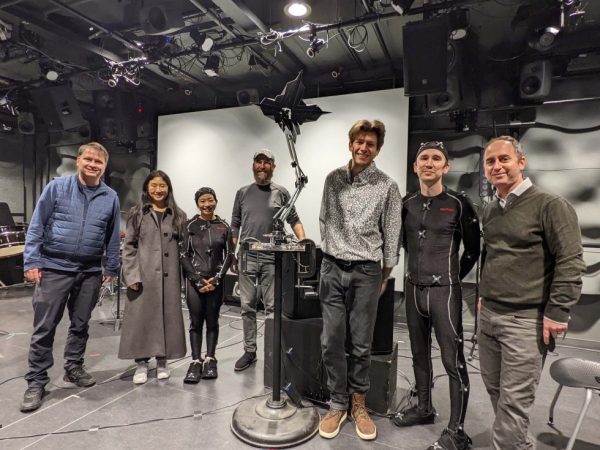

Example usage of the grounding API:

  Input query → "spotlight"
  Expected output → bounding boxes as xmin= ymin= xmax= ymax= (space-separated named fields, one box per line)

xmin=539 ymin=26 xmax=560 ymax=48
xmin=284 ymin=1 xmax=311 ymax=18
xmin=449 ymin=8 xmax=469 ymax=40
xmin=390 ymin=0 xmax=414 ymax=15
xmin=45 ymin=70 xmax=59 ymax=81
xmin=189 ymin=28 xmax=214 ymax=52
xmin=204 ymin=54 xmax=220 ymax=77
xmin=306 ymin=38 xmax=325 ymax=58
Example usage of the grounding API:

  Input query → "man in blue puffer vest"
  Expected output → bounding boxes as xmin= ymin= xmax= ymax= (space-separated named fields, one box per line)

xmin=20 ymin=142 xmax=121 ymax=413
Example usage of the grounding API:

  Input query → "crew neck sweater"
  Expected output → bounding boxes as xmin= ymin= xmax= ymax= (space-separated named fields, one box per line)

xmin=480 ymin=184 xmax=585 ymax=323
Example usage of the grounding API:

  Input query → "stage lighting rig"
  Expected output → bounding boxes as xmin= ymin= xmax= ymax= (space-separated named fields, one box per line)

xmin=203 ymin=54 xmax=220 ymax=77
xmin=105 ymin=56 xmax=147 ymax=87
xmin=390 ymin=0 xmax=415 ymax=15
xmin=306 ymin=37 xmax=325 ymax=58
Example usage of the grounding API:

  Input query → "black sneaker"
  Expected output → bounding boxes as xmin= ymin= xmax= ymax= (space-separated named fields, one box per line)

xmin=427 ymin=428 xmax=472 ymax=450
xmin=392 ymin=405 xmax=436 ymax=427
xmin=234 ymin=351 xmax=257 ymax=371
xmin=20 ymin=386 xmax=45 ymax=413
xmin=63 ymin=366 xmax=96 ymax=387
xmin=202 ymin=357 xmax=218 ymax=379
xmin=183 ymin=361 xmax=202 ymax=384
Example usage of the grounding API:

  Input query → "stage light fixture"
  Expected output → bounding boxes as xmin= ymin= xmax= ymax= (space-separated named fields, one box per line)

xmin=391 ymin=0 xmax=415 ymax=15
xmin=204 ymin=54 xmax=220 ymax=77
xmin=538 ymin=26 xmax=560 ymax=48
xmin=189 ymin=28 xmax=214 ymax=52
xmin=284 ymin=1 xmax=311 ymax=18
xmin=306 ymin=38 xmax=325 ymax=58
xmin=449 ymin=8 xmax=469 ymax=40
xmin=45 ymin=70 xmax=59 ymax=81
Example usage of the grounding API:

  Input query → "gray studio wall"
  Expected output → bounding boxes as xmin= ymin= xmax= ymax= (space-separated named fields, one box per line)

xmin=405 ymin=99 xmax=600 ymax=349
xmin=0 ymin=131 xmax=151 ymax=231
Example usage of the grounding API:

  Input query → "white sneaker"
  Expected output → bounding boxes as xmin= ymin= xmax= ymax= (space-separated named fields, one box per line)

xmin=133 ymin=362 xmax=148 ymax=384
xmin=157 ymin=358 xmax=170 ymax=380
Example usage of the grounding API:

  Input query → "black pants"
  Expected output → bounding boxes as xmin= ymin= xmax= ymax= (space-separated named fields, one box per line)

xmin=186 ymin=280 xmax=223 ymax=360
xmin=319 ymin=257 xmax=382 ymax=410
xmin=405 ymin=281 xmax=469 ymax=432
xmin=25 ymin=269 xmax=102 ymax=388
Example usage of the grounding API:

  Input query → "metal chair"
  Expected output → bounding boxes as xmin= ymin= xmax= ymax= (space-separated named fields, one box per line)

xmin=548 ymin=357 xmax=600 ymax=450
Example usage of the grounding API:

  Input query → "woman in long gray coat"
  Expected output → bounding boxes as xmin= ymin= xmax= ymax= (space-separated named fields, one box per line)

xmin=119 ymin=170 xmax=187 ymax=384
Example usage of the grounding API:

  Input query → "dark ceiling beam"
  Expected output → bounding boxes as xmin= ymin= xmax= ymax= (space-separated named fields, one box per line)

xmin=337 ymin=28 xmax=366 ymax=71
xmin=0 ymin=7 xmax=123 ymax=61
xmin=160 ymin=61 xmax=221 ymax=95
xmin=360 ymin=0 xmax=398 ymax=76
xmin=188 ymin=0 xmax=283 ymax=75
xmin=213 ymin=0 xmax=306 ymax=72
xmin=46 ymin=0 xmax=143 ymax=54
xmin=0 ymin=8 xmax=180 ymax=94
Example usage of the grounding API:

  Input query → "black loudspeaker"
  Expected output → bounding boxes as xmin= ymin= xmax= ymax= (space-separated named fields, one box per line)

xmin=140 ymin=4 xmax=184 ymax=35
xmin=371 ymin=277 xmax=396 ymax=355
xmin=403 ymin=16 xmax=449 ymax=96
xmin=427 ymin=74 xmax=460 ymax=113
xmin=0 ymin=254 xmax=24 ymax=285
xmin=264 ymin=317 xmax=398 ymax=413
xmin=94 ymin=92 xmax=155 ymax=143
xmin=520 ymin=60 xmax=551 ymax=100
xmin=17 ymin=112 xmax=35 ymax=134
xmin=31 ymin=85 xmax=87 ymax=131
xmin=236 ymin=89 xmax=260 ymax=106
xmin=282 ymin=250 xmax=322 ymax=320
xmin=94 ymin=90 xmax=134 ymax=143
xmin=264 ymin=317 xmax=330 ymax=403
xmin=223 ymin=273 xmax=240 ymax=305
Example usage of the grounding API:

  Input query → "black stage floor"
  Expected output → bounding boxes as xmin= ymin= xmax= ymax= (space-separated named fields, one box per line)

xmin=1 ymin=286 xmax=599 ymax=450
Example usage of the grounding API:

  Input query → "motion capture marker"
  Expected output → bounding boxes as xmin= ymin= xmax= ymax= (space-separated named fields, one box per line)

xmin=193 ymin=410 xmax=203 ymax=420
xmin=418 ymin=230 xmax=427 ymax=239
xmin=432 ymin=275 xmax=441 ymax=284
xmin=422 ymin=200 xmax=432 ymax=211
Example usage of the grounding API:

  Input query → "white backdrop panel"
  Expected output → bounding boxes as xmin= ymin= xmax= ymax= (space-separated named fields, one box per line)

xmin=158 ymin=89 xmax=408 ymax=285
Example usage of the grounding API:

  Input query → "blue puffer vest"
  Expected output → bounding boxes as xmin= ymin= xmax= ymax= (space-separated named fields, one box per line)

xmin=24 ymin=175 xmax=119 ymax=272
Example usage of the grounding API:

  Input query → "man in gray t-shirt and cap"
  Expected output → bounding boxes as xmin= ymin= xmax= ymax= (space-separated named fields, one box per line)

xmin=230 ymin=149 xmax=305 ymax=371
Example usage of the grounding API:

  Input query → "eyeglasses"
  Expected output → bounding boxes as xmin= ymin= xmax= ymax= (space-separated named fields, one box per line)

xmin=418 ymin=141 xmax=445 ymax=152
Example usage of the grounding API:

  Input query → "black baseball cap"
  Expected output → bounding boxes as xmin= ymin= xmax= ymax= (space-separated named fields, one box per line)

xmin=194 ymin=187 xmax=217 ymax=203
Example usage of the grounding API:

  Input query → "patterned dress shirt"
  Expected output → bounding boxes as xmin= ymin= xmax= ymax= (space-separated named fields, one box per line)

xmin=319 ymin=161 xmax=402 ymax=267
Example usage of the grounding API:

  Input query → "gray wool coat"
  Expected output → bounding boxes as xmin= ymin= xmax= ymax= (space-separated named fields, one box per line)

xmin=118 ymin=205 xmax=187 ymax=360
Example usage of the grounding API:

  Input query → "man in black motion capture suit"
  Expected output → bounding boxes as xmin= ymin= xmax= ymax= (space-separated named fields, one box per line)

xmin=392 ymin=141 xmax=480 ymax=450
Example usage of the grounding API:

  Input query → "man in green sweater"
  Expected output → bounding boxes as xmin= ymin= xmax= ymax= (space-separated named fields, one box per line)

xmin=478 ymin=135 xmax=585 ymax=450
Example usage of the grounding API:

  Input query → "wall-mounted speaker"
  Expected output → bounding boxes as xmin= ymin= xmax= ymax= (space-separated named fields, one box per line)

xmin=30 ymin=85 xmax=86 ymax=131
xmin=402 ymin=16 xmax=449 ymax=96
xmin=94 ymin=91 xmax=135 ymax=143
xmin=519 ymin=60 xmax=551 ymax=100
xmin=140 ymin=5 xmax=184 ymax=35
xmin=427 ymin=75 xmax=461 ymax=113
xmin=17 ymin=112 xmax=35 ymax=134
xmin=236 ymin=89 xmax=260 ymax=106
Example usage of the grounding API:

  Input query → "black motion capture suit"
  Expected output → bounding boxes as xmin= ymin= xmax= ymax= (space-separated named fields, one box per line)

xmin=401 ymin=187 xmax=480 ymax=433
xmin=180 ymin=215 xmax=233 ymax=360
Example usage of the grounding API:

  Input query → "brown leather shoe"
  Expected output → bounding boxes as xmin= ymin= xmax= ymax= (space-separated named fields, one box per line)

xmin=351 ymin=393 xmax=376 ymax=440
xmin=319 ymin=408 xmax=347 ymax=439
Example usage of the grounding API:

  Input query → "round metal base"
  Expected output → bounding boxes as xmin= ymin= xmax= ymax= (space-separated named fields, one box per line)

xmin=231 ymin=396 xmax=320 ymax=448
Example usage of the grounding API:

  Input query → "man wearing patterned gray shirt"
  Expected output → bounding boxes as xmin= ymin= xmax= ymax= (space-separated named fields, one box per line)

xmin=318 ymin=119 xmax=402 ymax=441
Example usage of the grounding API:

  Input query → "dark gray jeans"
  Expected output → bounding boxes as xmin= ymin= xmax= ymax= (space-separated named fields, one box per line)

xmin=238 ymin=256 xmax=275 ymax=353
xmin=25 ymin=269 xmax=102 ymax=388
xmin=319 ymin=257 xmax=382 ymax=410
xmin=478 ymin=305 xmax=548 ymax=450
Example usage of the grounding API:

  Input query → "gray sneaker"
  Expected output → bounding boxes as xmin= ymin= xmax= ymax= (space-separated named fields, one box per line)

xmin=64 ymin=366 xmax=96 ymax=387
xmin=20 ymin=386 xmax=45 ymax=413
